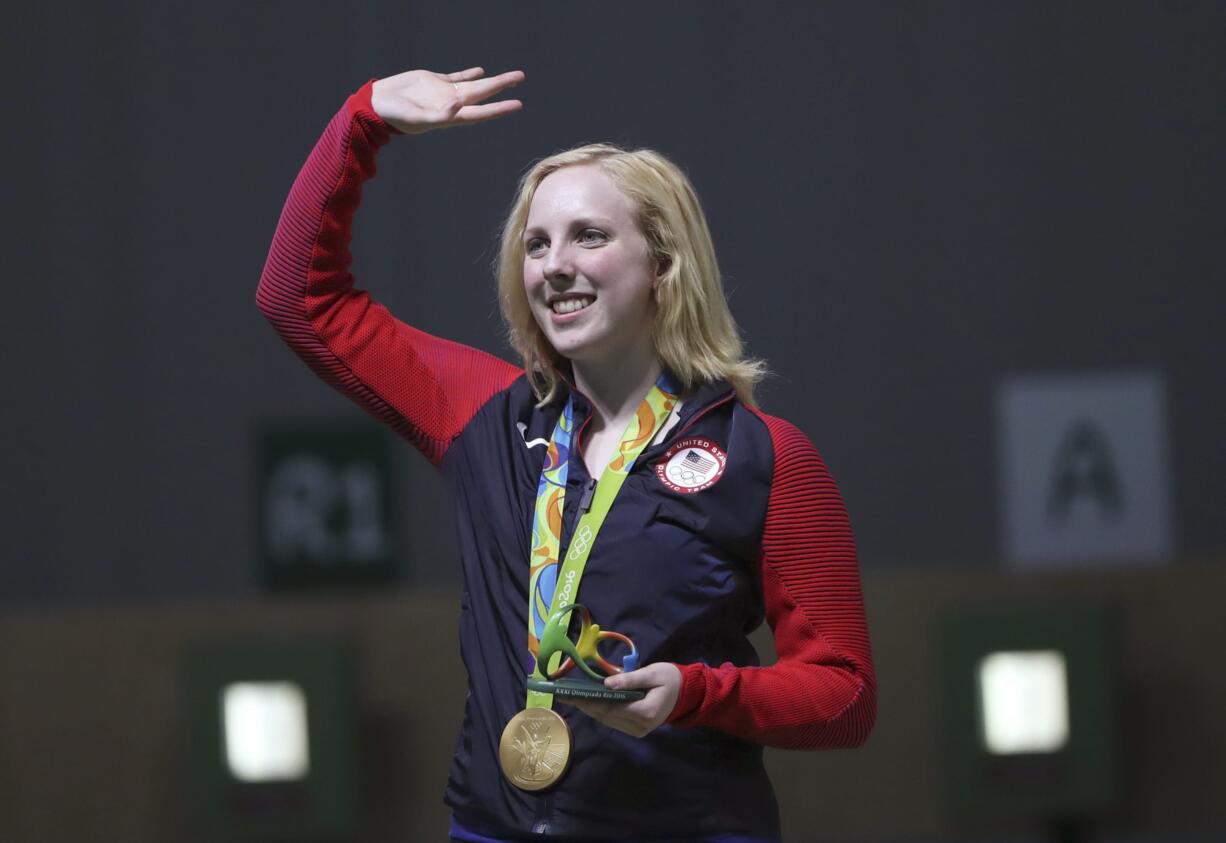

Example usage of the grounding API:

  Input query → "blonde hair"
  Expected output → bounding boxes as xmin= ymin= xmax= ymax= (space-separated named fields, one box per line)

xmin=496 ymin=143 xmax=767 ymax=407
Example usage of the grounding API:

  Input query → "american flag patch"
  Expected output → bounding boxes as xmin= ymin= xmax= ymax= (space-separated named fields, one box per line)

xmin=655 ymin=437 xmax=728 ymax=494
xmin=683 ymin=450 xmax=718 ymax=474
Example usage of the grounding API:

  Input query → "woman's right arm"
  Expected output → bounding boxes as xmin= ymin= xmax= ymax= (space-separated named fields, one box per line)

xmin=255 ymin=68 xmax=526 ymax=467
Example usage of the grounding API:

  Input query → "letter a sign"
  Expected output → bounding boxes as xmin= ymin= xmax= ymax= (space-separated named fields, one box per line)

xmin=996 ymin=370 xmax=1172 ymax=569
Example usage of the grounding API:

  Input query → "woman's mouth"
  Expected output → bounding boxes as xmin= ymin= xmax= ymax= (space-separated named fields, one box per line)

xmin=551 ymin=295 xmax=595 ymax=315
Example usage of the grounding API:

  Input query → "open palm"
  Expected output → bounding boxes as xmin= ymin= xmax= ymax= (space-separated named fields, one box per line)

xmin=370 ymin=66 xmax=525 ymax=135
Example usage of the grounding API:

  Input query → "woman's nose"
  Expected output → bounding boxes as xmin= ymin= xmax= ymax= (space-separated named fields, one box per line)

xmin=543 ymin=242 xmax=574 ymax=282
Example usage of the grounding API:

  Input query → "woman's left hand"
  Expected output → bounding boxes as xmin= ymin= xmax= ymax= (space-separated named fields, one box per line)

xmin=559 ymin=663 xmax=682 ymax=738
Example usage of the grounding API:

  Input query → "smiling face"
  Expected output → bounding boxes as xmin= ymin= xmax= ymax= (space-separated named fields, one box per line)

xmin=522 ymin=164 xmax=659 ymax=368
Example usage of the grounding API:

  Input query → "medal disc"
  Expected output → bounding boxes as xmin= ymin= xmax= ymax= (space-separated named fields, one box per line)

xmin=499 ymin=708 xmax=572 ymax=791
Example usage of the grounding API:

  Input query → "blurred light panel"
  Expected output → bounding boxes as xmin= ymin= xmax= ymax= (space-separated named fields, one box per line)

xmin=978 ymin=650 xmax=1070 ymax=754
xmin=222 ymin=681 xmax=310 ymax=781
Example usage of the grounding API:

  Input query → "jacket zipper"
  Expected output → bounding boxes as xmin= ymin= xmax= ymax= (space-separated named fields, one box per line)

xmin=577 ymin=477 xmax=598 ymax=513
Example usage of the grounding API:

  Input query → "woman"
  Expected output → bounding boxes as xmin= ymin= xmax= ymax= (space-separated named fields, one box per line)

xmin=257 ymin=65 xmax=875 ymax=842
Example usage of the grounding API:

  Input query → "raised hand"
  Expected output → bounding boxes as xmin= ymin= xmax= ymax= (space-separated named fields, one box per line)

xmin=370 ymin=66 xmax=525 ymax=135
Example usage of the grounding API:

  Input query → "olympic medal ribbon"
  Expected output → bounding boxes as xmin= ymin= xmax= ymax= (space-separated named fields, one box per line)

xmin=523 ymin=373 xmax=677 ymax=710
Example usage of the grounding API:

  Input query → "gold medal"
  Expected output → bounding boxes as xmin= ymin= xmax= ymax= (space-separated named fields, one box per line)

xmin=499 ymin=708 xmax=572 ymax=791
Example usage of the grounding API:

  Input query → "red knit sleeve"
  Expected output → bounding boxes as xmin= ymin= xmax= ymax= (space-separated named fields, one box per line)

xmin=665 ymin=410 xmax=877 ymax=749
xmin=255 ymin=78 xmax=522 ymax=466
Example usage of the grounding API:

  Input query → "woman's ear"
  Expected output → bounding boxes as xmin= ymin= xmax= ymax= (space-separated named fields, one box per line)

xmin=653 ymin=254 xmax=672 ymax=289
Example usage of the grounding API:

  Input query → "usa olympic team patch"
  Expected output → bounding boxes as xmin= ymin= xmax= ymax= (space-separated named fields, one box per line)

xmin=655 ymin=438 xmax=727 ymax=494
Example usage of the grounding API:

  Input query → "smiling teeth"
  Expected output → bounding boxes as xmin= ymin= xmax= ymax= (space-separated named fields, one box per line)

xmin=552 ymin=297 xmax=594 ymax=314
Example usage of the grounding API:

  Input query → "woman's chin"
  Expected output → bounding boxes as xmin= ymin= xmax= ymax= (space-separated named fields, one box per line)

xmin=552 ymin=343 xmax=595 ymax=364
xmin=544 ymin=329 xmax=600 ymax=361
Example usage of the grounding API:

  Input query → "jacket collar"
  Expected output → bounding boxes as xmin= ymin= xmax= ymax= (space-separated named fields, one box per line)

xmin=549 ymin=360 xmax=734 ymax=423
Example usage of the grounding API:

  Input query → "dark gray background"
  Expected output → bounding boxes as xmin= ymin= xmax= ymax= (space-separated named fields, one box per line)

xmin=4 ymin=1 xmax=1223 ymax=606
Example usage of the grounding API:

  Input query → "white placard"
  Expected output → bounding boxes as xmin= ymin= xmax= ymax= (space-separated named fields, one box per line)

xmin=222 ymin=681 xmax=311 ymax=782
xmin=978 ymin=650 xmax=1070 ymax=754
xmin=996 ymin=369 xmax=1172 ymax=568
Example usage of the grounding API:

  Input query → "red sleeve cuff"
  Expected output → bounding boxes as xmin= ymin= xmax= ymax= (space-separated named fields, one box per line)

xmin=345 ymin=77 xmax=404 ymax=135
xmin=665 ymin=662 xmax=708 ymax=725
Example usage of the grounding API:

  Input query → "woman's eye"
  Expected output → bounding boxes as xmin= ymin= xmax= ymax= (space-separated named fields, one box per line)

xmin=579 ymin=229 xmax=607 ymax=245
xmin=526 ymin=238 xmax=547 ymax=255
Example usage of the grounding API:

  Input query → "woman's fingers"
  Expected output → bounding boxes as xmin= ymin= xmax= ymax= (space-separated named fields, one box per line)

xmin=556 ymin=663 xmax=682 ymax=738
xmin=454 ymin=99 xmax=524 ymax=125
xmin=444 ymin=66 xmax=485 ymax=82
xmin=566 ymin=696 xmax=665 ymax=738
xmin=565 ymin=699 xmax=637 ymax=732
xmin=455 ymin=69 xmax=525 ymax=105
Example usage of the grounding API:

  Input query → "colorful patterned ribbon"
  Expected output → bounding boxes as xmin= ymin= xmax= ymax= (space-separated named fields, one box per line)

xmin=525 ymin=373 xmax=678 ymax=709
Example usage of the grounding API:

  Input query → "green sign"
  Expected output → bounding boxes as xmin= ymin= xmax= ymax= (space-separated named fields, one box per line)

xmin=255 ymin=422 xmax=398 ymax=588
